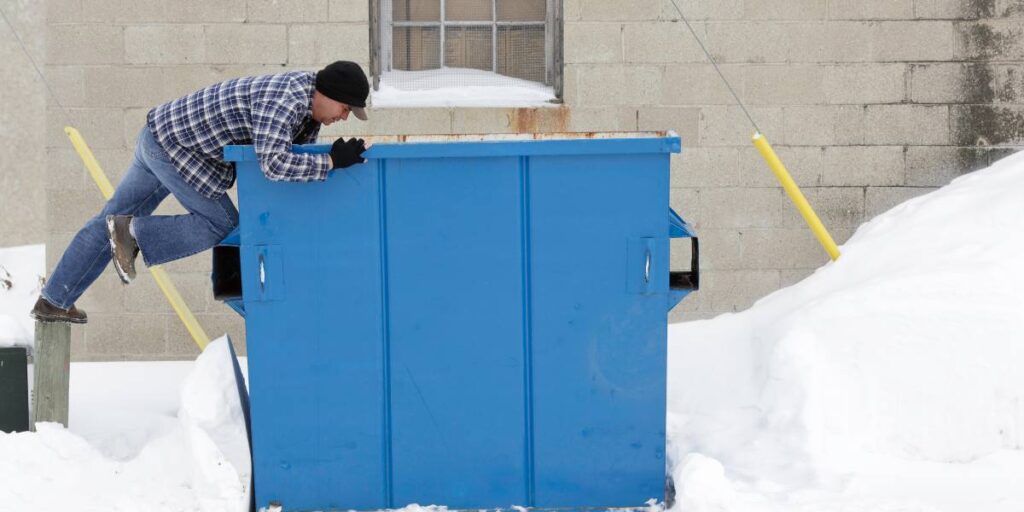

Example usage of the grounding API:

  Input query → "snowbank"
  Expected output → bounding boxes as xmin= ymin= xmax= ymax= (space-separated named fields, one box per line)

xmin=667 ymin=151 xmax=1024 ymax=510
xmin=0 ymin=244 xmax=44 ymax=348
xmin=0 ymin=336 xmax=251 ymax=512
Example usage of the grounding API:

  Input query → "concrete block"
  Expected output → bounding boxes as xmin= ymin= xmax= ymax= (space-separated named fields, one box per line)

xmin=743 ymin=65 xmax=827 ymax=105
xmin=829 ymin=0 xmax=914 ymax=19
xmin=797 ymin=187 xmax=866 ymax=228
xmin=661 ymin=64 xmax=745 ymax=106
xmin=43 ymin=65 xmax=86 ymax=108
xmin=47 ymin=24 xmax=123 ymax=65
xmin=697 ymin=187 xmax=789 ymax=229
xmin=124 ymin=272 xmax=210 ymax=314
xmin=739 ymin=145 xmax=824 ymax=187
xmin=744 ymin=0 xmax=826 ymax=20
xmin=204 ymin=24 xmax=287 ymax=64
xmin=781 ymin=267 xmax=816 ymax=288
xmin=288 ymin=23 xmax=370 ymax=65
xmin=905 ymin=145 xmax=1003 ymax=186
xmin=637 ymin=107 xmax=700 ymax=146
xmin=84 ymin=313 xmax=168 ymax=358
xmin=124 ymin=25 xmax=205 ymax=64
xmin=161 ymin=252 xmax=214 ymax=274
xmin=561 ymin=64 xmax=579 ymax=106
xmin=788 ymin=21 xmax=874 ymax=62
xmin=862 ymin=105 xmax=950 ymax=145
xmin=564 ymin=107 xmax=637 ymax=132
xmin=82 ymin=65 xmax=217 ymax=109
xmin=824 ymin=64 xmax=907 ymax=104
xmin=871 ymin=21 xmax=954 ymax=61
xmin=784 ymin=106 xmax=840 ymax=146
xmin=914 ymin=0 xmax=993 ymax=19
xmin=865 ymin=186 xmax=937 ymax=218
xmin=913 ymin=63 xmax=1024 ymax=104
xmin=45 ymin=148 xmax=89 ymax=191
xmin=623 ymin=21 xmax=708 ymax=63
xmin=701 ymin=269 xmax=781 ymax=313
xmin=706 ymin=22 xmax=789 ymax=63
xmin=248 ymin=0 xmax=328 ymax=22
xmin=670 ymin=188 xmax=700 ymax=225
xmin=661 ymin=0 xmax=744 ymax=21
xmin=740 ymin=228 xmax=833 ymax=269
xmin=166 ymin=312 xmax=247 ymax=358
xmin=45 ymin=189 xmax=104 ymax=235
xmin=699 ymin=105 xmax=784 ymax=146
xmin=74 ymin=272 xmax=126 ymax=314
xmin=687 ymin=228 xmax=743 ymax=271
xmin=47 ymin=107 xmax=125 ymax=149
xmin=359 ymin=107 xmax=452 ymax=134
xmin=576 ymin=64 xmax=662 ymax=106
xmin=452 ymin=107 xmax=570 ymax=134
xmin=823 ymin=146 xmax=905 ymax=186
xmin=329 ymin=0 xmax=370 ymax=21
xmin=564 ymin=22 xmax=622 ymax=64
xmin=89 ymin=148 xmax=137 ymax=188
xmin=47 ymin=0 xmax=82 ymax=23
xmin=670 ymin=147 xmax=745 ymax=188
xmin=564 ymin=0 xmax=582 ymax=21
xmin=955 ymin=20 xmax=1024 ymax=60
xmin=951 ymin=105 xmax=1024 ymax=145
xmin=581 ymin=0 xmax=661 ymax=22
xmin=79 ymin=0 xmax=247 ymax=23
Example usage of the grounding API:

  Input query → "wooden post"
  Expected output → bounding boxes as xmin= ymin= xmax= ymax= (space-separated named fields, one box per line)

xmin=31 ymin=321 xmax=71 ymax=430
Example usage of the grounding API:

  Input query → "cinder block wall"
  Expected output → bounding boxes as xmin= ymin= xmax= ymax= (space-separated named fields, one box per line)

xmin=40 ymin=0 xmax=1023 ymax=360
xmin=1 ymin=0 xmax=46 ymax=247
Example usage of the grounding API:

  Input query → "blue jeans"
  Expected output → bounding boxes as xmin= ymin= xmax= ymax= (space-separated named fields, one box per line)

xmin=42 ymin=127 xmax=238 ymax=309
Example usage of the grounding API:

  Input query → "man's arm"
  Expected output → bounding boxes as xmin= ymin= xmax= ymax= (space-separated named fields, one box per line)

xmin=251 ymin=98 xmax=332 ymax=182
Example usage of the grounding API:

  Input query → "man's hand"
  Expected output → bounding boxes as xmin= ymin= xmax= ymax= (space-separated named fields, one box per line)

xmin=329 ymin=137 xmax=369 ymax=169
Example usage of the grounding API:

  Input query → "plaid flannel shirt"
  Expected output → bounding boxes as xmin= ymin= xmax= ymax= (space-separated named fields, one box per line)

xmin=147 ymin=71 xmax=331 ymax=199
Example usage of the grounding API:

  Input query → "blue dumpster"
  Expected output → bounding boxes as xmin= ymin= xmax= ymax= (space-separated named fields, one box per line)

xmin=219 ymin=131 xmax=698 ymax=511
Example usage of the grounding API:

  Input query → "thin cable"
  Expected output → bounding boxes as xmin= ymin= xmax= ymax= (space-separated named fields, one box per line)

xmin=665 ymin=0 xmax=762 ymax=135
xmin=0 ymin=3 xmax=73 ymax=125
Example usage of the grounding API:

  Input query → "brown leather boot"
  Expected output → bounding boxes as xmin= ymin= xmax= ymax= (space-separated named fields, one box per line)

xmin=107 ymin=215 xmax=139 ymax=284
xmin=29 ymin=296 xmax=87 ymax=324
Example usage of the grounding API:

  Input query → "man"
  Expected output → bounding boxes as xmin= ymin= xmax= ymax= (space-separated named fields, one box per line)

xmin=30 ymin=61 xmax=371 ymax=323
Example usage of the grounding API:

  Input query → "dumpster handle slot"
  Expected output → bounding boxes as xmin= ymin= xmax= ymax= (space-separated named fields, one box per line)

xmin=670 ymin=237 xmax=700 ymax=291
xmin=644 ymin=249 xmax=651 ymax=284
xmin=258 ymin=253 xmax=266 ymax=293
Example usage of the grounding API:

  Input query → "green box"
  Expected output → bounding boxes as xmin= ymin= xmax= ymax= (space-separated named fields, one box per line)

xmin=0 ymin=347 xmax=30 ymax=433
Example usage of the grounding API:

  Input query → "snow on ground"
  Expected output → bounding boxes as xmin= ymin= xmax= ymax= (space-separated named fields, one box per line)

xmin=371 ymin=68 xmax=557 ymax=107
xmin=2 ymin=150 xmax=1024 ymax=511
xmin=666 ymin=150 xmax=1024 ymax=511
xmin=0 ymin=244 xmax=44 ymax=348
xmin=0 ymin=338 xmax=251 ymax=512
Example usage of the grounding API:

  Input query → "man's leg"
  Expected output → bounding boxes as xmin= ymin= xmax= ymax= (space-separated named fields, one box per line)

xmin=123 ymin=128 xmax=238 ymax=267
xmin=40 ymin=130 xmax=170 ymax=314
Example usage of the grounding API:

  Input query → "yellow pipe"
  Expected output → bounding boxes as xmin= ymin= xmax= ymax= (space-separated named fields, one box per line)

xmin=752 ymin=133 xmax=841 ymax=261
xmin=64 ymin=127 xmax=210 ymax=350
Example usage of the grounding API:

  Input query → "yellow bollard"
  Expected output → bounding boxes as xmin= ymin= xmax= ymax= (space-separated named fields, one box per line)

xmin=64 ymin=127 xmax=210 ymax=350
xmin=752 ymin=133 xmax=841 ymax=262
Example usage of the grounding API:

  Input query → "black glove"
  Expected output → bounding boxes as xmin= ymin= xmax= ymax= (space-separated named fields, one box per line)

xmin=329 ymin=137 xmax=367 ymax=169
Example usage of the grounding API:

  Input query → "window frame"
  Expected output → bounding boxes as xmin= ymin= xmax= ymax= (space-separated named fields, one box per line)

xmin=369 ymin=0 xmax=564 ymax=99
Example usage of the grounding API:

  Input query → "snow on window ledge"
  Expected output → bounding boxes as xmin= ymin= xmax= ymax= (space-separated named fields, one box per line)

xmin=371 ymin=68 xmax=558 ymax=108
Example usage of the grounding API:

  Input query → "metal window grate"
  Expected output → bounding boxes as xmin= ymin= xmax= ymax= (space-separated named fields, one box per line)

xmin=373 ymin=0 xmax=562 ymax=97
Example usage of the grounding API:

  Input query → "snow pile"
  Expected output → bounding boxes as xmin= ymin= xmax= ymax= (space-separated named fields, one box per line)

xmin=667 ymin=151 xmax=1024 ymax=510
xmin=0 ymin=337 xmax=251 ymax=512
xmin=372 ymin=68 xmax=557 ymax=107
xmin=0 ymin=244 xmax=44 ymax=348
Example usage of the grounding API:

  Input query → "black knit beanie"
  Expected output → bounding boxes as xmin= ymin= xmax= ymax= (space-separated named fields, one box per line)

xmin=315 ymin=61 xmax=370 ymax=119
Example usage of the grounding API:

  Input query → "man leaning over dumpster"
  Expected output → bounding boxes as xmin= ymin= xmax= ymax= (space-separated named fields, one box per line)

xmin=30 ymin=61 xmax=372 ymax=324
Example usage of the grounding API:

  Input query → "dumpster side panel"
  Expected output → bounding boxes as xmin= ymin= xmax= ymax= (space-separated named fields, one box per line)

xmin=238 ymin=162 xmax=389 ymax=511
xmin=528 ymin=153 xmax=669 ymax=507
xmin=385 ymin=157 xmax=529 ymax=507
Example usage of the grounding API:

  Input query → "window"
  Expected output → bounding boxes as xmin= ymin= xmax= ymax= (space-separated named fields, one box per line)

xmin=370 ymin=0 xmax=563 ymax=106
